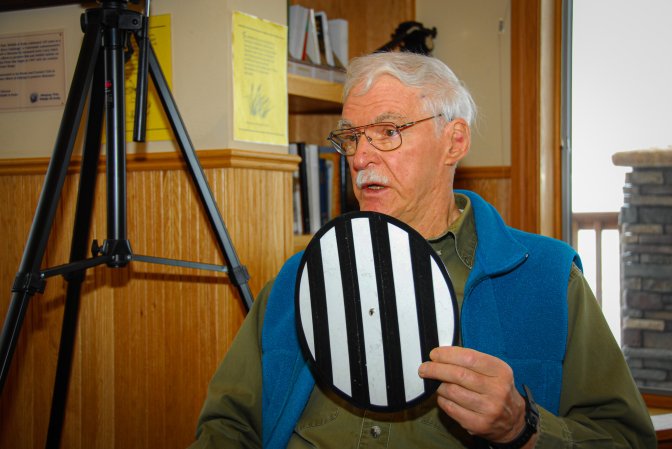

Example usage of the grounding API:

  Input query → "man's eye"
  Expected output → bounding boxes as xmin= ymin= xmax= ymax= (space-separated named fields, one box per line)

xmin=343 ymin=133 xmax=359 ymax=142
xmin=383 ymin=128 xmax=399 ymax=137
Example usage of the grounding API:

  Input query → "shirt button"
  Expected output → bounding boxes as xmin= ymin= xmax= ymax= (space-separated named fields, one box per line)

xmin=370 ymin=425 xmax=382 ymax=438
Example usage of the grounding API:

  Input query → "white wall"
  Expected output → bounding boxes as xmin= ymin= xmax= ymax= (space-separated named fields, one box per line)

xmin=0 ymin=0 xmax=286 ymax=158
xmin=416 ymin=0 xmax=511 ymax=167
xmin=0 ymin=1 xmax=513 ymax=162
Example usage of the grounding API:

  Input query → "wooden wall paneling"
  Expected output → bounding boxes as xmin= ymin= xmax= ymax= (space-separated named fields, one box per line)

xmin=289 ymin=113 xmax=340 ymax=145
xmin=454 ymin=166 xmax=512 ymax=224
xmin=0 ymin=173 xmax=45 ymax=449
xmin=0 ymin=150 xmax=296 ymax=449
xmin=358 ymin=0 xmax=416 ymax=57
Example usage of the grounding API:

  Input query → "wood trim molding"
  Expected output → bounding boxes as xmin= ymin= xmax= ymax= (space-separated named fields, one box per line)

xmin=2 ymin=153 xmax=509 ymax=182
xmin=288 ymin=74 xmax=343 ymax=103
xmin=0 ymin=148 xmax=301 ymax=176
xmin=511 ymin=0 xmax=541 ymax=233
xmin=644 ymin=393 xmax=672 ymax=410
xmin=456 ymin=166 xmax=511 ymax=181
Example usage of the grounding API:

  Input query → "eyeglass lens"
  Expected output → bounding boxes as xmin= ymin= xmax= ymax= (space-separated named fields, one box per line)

xmin=335 ymin=124 xmax=401 ymax=155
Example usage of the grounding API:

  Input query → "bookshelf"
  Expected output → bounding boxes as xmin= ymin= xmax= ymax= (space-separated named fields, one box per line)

xmin=288 ymin=0 xmax=415 ymax=63
xmin=287 ymin=0 xmax=415 ymax=137
xmin=288 ymin=73 xmax=343 ymax=252
xmin=288 ymin=73 xmax=343 ymax=113
xmin=287 ymin=0 xmax=414 ymax=251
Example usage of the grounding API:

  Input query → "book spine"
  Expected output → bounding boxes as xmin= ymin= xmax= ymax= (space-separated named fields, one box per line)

xmin=296 ymin=142 xmax=311 ymax=233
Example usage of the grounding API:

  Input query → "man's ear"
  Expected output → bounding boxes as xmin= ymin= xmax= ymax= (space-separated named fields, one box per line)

xmin=444 ymin=118 xmax=470 ymax=166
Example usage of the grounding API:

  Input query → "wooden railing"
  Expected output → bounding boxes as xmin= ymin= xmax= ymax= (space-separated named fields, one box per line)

xmin=572 ymin=212 xmax=672 ymax=445
xmin=571 ymin=211 xmax=619 ymax=305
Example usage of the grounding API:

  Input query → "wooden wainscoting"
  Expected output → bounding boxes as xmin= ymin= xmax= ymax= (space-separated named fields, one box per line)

xmin=0 ymin=149 xmax=298 ymax=449
xmin=455 ymin=165 xmax=512 ymax=224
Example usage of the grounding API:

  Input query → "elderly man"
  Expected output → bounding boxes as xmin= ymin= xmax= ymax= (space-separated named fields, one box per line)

xmin=190 ymin=52 xmax=656 ymax=449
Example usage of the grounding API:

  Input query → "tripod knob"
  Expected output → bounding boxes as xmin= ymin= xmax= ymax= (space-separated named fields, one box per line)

xmin=91 ymin=239 xmax=103 ymax=256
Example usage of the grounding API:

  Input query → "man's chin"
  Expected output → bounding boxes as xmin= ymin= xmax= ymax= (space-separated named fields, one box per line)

xmin=359 ymin=203 xmax=393 ymax=217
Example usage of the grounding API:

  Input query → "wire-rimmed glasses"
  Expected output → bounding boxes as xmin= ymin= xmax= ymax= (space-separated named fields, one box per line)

xmin=326 ymin=114 xmax=444 ymax=156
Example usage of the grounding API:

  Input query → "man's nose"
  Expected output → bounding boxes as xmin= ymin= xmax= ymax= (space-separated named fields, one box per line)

xmin=350 ymin=134 xmax=378 ymax=168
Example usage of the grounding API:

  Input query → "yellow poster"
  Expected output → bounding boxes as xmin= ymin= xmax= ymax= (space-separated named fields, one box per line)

xmin=124 ymin=13 xmax=172 ymax=142
xmin=232 ymin=11 xmax=288 ymax=146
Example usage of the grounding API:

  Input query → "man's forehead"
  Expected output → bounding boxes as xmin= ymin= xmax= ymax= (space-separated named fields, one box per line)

xmin=342 ymin=77 xmax=421 ymax=126
xmin=339 ymin=111 xmax=407 ymax=128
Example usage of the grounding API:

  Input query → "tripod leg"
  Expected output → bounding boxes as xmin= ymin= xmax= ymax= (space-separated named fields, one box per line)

xmin=45 ymin=54 xmax=106 ymax=449
xmin=0 ymin=19 xmax=103 ymax=395
xmin=133 ymin=15 xmax=149 ymax=142
xmin=145 ymin=42 xmax=255 ymax=311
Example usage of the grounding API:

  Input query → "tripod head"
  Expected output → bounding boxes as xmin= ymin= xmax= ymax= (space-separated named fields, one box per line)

xmin=375 ymin=21 xmax=437 ymax=55
xmin=97 ymin=0 xmax=140 ymax=5
xmin=95 ymin=0 xmax=144 ymax=14
xmin=85 ymin=0 xmax=152 ymax=143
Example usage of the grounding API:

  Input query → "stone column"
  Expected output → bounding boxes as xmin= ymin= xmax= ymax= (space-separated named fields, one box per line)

xmin=612 ymin=147 xmax=672 ymax=389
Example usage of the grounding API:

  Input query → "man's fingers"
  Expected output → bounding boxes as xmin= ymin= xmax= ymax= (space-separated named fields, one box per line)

xmin=418 ymin=357 xmax=483 ymax=390
xmin=428 ymin=346 xmax=501 ymax=376
xmin=417 ymin=346 xmax=526 ymax=442
xmin=418 ymin=347 xmax=511 ymax=391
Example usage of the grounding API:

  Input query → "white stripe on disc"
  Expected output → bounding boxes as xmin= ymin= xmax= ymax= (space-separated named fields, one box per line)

xmin=351 ymin=217 xmax=387 ymax=406
xmin=388 ymin=223 xmax=424 ymax=401
xmin=431 ymin=259 xmax=455 ymax=346
xmin=320 ymin=227 xmax=351 ymax=396
xmin=298 ymin=265 xmax=315 ymax=358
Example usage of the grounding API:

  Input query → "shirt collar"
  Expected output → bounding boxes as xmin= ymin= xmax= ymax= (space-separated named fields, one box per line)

xmin=428 ymin=193 xmax=477 ymax=269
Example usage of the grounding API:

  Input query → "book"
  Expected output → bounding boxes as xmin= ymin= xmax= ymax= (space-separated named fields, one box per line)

xmin=319 ymin=146 xmax=343 ymax=219
xmin=304 ymin=9 xmax=321 ymax=65
xmin=328 ymin=18 xmax=349 ymax=68
xmin=288 ymin=4 xmax=309 ymax=61
xmin=314 ymin=11 xmax=335 ymax=67
xmin=288 ymin=142 xmax=304 ymax=234
xmin=318 ymin=157 xmax=331 ymax=226
xmin=304 ymin=143 xmax=322 ymax=233
xmin=292 ymin=143 xmax=358 ymax=235
xmin=295 ymin=142 xmax=311 ymax=233
xmin=340 ymin=156 xmax=359 ymax=214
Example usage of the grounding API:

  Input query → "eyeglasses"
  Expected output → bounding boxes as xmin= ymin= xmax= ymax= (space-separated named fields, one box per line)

xmin=326 ymin=114 xmax=445 ymax=156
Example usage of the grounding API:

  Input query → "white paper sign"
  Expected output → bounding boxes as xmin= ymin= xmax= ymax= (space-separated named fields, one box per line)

xmin=0 ymin=30 xmax=66 ymax=110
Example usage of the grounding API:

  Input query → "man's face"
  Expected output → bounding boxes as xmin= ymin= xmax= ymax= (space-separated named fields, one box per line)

xmin=342 ymin=76 xmax=454 ymax=235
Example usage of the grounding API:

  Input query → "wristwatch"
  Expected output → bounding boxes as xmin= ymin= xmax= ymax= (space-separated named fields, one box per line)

xmin=486 ymin=385 xmax=540 ymax=449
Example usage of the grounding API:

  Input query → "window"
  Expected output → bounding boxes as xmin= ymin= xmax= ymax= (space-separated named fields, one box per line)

xmin=569 ymin=0 xmax=672 ymax=393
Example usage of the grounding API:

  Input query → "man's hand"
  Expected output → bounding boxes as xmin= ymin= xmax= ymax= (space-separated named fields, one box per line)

xmin=418 ymin=346 xmax=535 ymax=446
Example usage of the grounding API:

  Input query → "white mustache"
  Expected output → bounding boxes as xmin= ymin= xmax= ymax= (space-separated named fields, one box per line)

xmin=356 ymin=170 xmax=389 ymax=189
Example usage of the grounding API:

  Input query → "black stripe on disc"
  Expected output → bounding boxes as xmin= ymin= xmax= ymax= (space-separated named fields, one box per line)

xmin=410 ymin=241 xmax=441 ymax=393
xmin=369 ymin=215 xmax=405 ymax=409
xmin=306 ymin=240 xmax=332 ymax=385
xmin=335 ymin=218 xmax=370 ymax=404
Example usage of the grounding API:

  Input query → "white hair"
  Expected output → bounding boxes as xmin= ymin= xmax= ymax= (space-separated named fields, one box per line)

xmin=343 ymin=52 xmax=477 ymax=126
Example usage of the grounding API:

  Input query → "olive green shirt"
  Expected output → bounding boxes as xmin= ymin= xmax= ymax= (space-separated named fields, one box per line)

xmin=191 ymin=195 xmax=656 ymax=448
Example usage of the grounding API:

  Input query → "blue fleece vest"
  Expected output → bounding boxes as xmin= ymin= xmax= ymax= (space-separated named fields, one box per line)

xmin=261 ymin=190 xmax=580 ymax=449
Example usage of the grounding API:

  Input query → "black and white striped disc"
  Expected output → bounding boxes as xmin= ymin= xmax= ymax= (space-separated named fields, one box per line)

xmin=295 ymin=211 xmax=458 ymax=412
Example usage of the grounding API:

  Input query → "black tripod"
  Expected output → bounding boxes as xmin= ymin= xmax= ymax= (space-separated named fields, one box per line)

xmin=0 ymin=1 xmax=254 ymax=446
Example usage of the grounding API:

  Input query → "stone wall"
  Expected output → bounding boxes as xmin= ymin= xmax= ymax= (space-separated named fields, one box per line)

xmin=614 ymin=148 xmax=672 ymax=389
